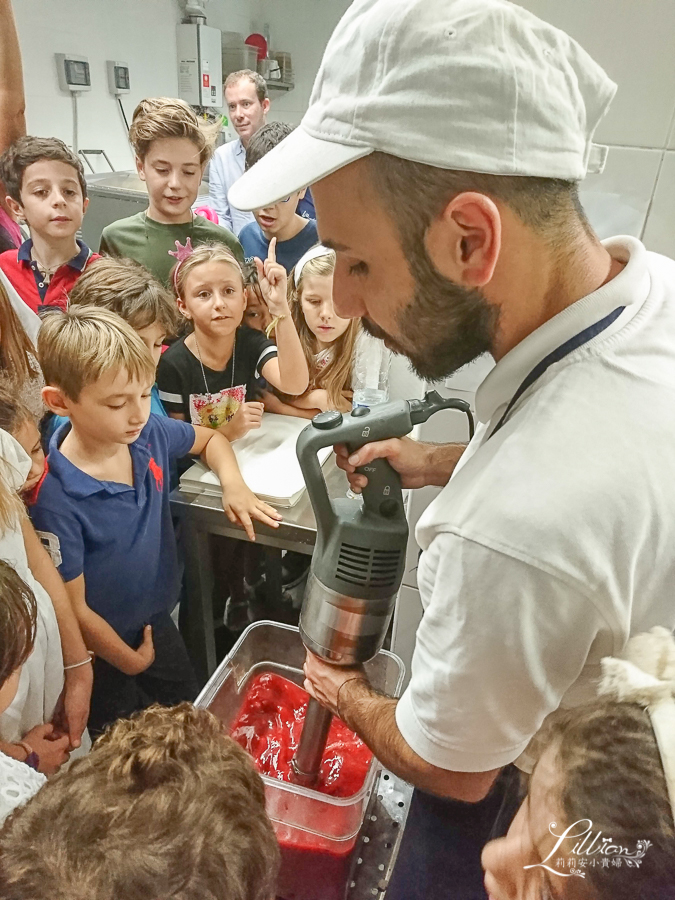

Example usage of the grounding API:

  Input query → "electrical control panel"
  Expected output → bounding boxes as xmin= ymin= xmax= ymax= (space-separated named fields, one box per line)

xmin=176 ymin=23 xmax=222 ymax=107
xmin=107 ymin=60 xmax=130 ymax=95
xmin=55 ymin=53 xmax=91 ymax=92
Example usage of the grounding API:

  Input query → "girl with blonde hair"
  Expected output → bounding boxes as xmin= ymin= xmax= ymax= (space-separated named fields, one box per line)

xmin=157 ymin=239 xmax=307 ymax=439
xmin=264 ymin=245 xmax=363 ymax=418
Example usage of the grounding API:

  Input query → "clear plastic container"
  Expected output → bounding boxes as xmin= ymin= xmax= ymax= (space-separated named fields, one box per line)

xmin=196 ymin=621 xmax=405 ymax=900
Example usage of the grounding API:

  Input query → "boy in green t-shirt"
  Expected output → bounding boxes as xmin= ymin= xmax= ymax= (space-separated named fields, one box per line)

xmin=100 ymin=98 xmax=243 ymax=285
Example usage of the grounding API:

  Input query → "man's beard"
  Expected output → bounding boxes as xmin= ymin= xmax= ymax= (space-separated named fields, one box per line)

xmin=362 ymin=246 xmax=499 ymax=382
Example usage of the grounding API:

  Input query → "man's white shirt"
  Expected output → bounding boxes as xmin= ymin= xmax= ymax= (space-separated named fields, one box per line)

xmin=396 ymin=236 xmax=675 ymax=772
xmin=208 ymin=139 xmax=255 ymax=235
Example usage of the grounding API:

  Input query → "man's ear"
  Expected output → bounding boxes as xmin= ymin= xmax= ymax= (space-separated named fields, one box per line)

xmin=262 ymin=98 xmax=271 ymax=116
xmin=425 ymin=191 xmax=501 ymax=288
xmin=4 ymin=195 xmax=23 ymax=222
xmin=42 ymin=385 xmax=72 ymax=417
xmin=135 ymin=156 xmax=146 ymax=181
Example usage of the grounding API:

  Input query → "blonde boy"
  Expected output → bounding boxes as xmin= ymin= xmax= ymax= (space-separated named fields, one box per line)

xmin=99 ymin=98 xmax=243 ymax=286
xmin=30 ymin=308 xmax=280 ymax=733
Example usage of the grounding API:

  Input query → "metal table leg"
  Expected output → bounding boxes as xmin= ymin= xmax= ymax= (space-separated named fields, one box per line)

xmin=180 ymin=508 xmax=217 ymax=686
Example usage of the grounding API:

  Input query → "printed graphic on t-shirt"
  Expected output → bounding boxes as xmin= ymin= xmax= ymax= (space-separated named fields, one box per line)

xmin=189 ymin=384 xmax=246 ymax=428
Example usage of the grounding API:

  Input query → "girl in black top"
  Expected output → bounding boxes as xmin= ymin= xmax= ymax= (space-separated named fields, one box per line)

xmin=158 ymin=239 xmax=308 ymax=440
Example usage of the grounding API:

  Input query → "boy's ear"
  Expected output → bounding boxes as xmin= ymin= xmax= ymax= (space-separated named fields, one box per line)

xmin=4 ymin=195 xmax=23 ymax=221
xmin=135 ymin=156 xmax=146 ymax=181
xmin=82 ymin=197 xmax=89 ymax=215
xmin=298 ymin=188 xmax=307 ymax=201
xmin=42 ymin=385 xmax=72 ymax=417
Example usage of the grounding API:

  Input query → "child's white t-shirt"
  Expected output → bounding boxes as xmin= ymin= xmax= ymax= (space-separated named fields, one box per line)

xmin=0 ymin=430 xmax=63 ymax=743
xmin=0 ymin=749 xmax=46 ymax=826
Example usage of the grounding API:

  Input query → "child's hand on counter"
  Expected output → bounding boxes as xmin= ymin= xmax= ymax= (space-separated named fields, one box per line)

xmin=255 ymin=238 xmax=290 ymax=318
xmin=220 ymin=481 xmax=282 ymax=541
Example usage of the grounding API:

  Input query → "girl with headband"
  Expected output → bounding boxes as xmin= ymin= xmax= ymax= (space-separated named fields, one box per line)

xmin=482 ymin=626 xmax=675 ymax=900
xmin=263 ymin=245 xmax=362 ymax=419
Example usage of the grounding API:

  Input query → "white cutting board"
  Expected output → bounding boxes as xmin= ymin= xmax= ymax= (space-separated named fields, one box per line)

xmin=179 ymin=412 xmax=333 ymax=507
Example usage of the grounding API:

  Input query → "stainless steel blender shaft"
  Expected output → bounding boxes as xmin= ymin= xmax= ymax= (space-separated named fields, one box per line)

xmin=291 ymin=698 xmax=333 ymax=785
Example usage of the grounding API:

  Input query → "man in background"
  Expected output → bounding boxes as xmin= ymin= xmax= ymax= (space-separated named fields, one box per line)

xmin=208 ymin=70 xmax=270 ymax=235
xmin=209 ymin=69 xmax=314 ymax=234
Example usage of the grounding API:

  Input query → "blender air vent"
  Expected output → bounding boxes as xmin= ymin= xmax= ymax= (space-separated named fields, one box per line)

xmin=336 ymin=543 xmax=401 ymax=588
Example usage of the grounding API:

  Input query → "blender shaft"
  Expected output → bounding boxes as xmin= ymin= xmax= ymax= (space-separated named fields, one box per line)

xmin=291 ymin=698 xmax=333 ymax=784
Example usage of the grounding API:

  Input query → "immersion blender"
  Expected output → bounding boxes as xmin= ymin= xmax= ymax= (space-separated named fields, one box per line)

xmin=291 ymin=390 xmax=472 ymax=784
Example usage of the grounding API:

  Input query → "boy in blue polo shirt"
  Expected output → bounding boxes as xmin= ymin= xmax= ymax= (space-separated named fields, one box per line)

xmin=30 ymin=306 xmax=281 ymax=733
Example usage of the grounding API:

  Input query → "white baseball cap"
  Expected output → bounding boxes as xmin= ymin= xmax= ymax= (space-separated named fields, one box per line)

xmin=229 ymin=0 xmax=617 ymax=212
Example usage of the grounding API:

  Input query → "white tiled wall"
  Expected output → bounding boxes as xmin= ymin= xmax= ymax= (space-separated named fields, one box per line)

xmin=516 ymin=0 xmax=675 ymax=258
xmin=246 ymin=0 xmax=675 ymax=259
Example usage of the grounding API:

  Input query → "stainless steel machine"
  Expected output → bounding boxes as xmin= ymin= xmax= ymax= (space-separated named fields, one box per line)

xmin=291 ymin=391 xmax=472 ymax=782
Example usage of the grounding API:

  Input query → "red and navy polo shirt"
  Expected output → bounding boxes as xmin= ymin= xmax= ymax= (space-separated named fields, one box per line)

xmin=0 ymin=238 xmax=100 ymax=315
xmin=29 ymin=414 xmax=195 ymax=642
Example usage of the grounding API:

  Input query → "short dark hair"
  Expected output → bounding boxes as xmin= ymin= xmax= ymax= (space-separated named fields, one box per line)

xmin=245 ymin=121 xmax=293 ymax=170
xmin=0 ymin=136 xmax=87 ymax=204
xmin=369 ymin=152 xmax=593 ymax=252
xmin=0 ymin=559 xmax=37 ymax=688
xmin=0 ymin=703 xmax=280 ymax=900
xmin=69 ymin=257 xmax=180 ymax=335
xmin=225 ymin=69 xmax=268 ymax=103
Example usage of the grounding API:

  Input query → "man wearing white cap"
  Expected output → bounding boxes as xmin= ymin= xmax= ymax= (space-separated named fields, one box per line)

xmin=229 ymin=1 xmax=675 ymax=897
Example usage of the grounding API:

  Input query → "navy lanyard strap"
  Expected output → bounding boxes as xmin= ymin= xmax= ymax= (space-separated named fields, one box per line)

xmin=489 ymin=305 xmax=626 ymax=440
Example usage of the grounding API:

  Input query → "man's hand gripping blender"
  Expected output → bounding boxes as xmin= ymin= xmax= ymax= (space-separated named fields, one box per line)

xmin=291 ymin=391 xmax=471 ymax=784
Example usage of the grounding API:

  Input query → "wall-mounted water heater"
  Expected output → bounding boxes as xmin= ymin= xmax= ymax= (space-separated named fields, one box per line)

xmin=176 ymin=23 xmax=222 ymax=107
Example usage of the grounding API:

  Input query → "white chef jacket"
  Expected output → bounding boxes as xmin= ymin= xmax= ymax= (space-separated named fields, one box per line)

xmin=396 ymin=236 xmax=675 ymax=772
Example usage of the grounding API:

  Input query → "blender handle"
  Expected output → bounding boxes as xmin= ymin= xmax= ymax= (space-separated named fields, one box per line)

xmin=346 ymin=446 xmax=404 ymax=520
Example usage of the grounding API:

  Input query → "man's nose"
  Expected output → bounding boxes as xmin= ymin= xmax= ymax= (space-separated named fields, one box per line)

xmin=333 ymin=267 xmax=367 ymax=319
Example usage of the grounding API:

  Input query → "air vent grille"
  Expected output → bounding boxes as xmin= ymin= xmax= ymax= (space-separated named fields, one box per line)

xmin=336 ymin=542 xmax=401 ymax=588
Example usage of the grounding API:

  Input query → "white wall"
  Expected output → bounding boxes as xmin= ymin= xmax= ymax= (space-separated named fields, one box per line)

xmin=14 ymin=0 xmax=185 ymax=172
xmin=14 ymin=0 xmax=252 ymax=173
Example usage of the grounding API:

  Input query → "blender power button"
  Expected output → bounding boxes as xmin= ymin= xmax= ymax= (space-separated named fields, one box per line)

xmin=312 ymin=410 xmax=343 ymax=429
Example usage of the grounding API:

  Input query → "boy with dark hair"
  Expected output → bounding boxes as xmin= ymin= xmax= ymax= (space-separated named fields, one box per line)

xmin=0 ymin=136 xmax=99 ymax=314
xmin=30 ymin=307 xmax=280 ymax=733
xmin=100 ymin=97 xmax=243 ymax=286
xmin=239 ymin=122 xmax=318 ymax=274
xmin=0 ymin=703 xmax=280 ymax=899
